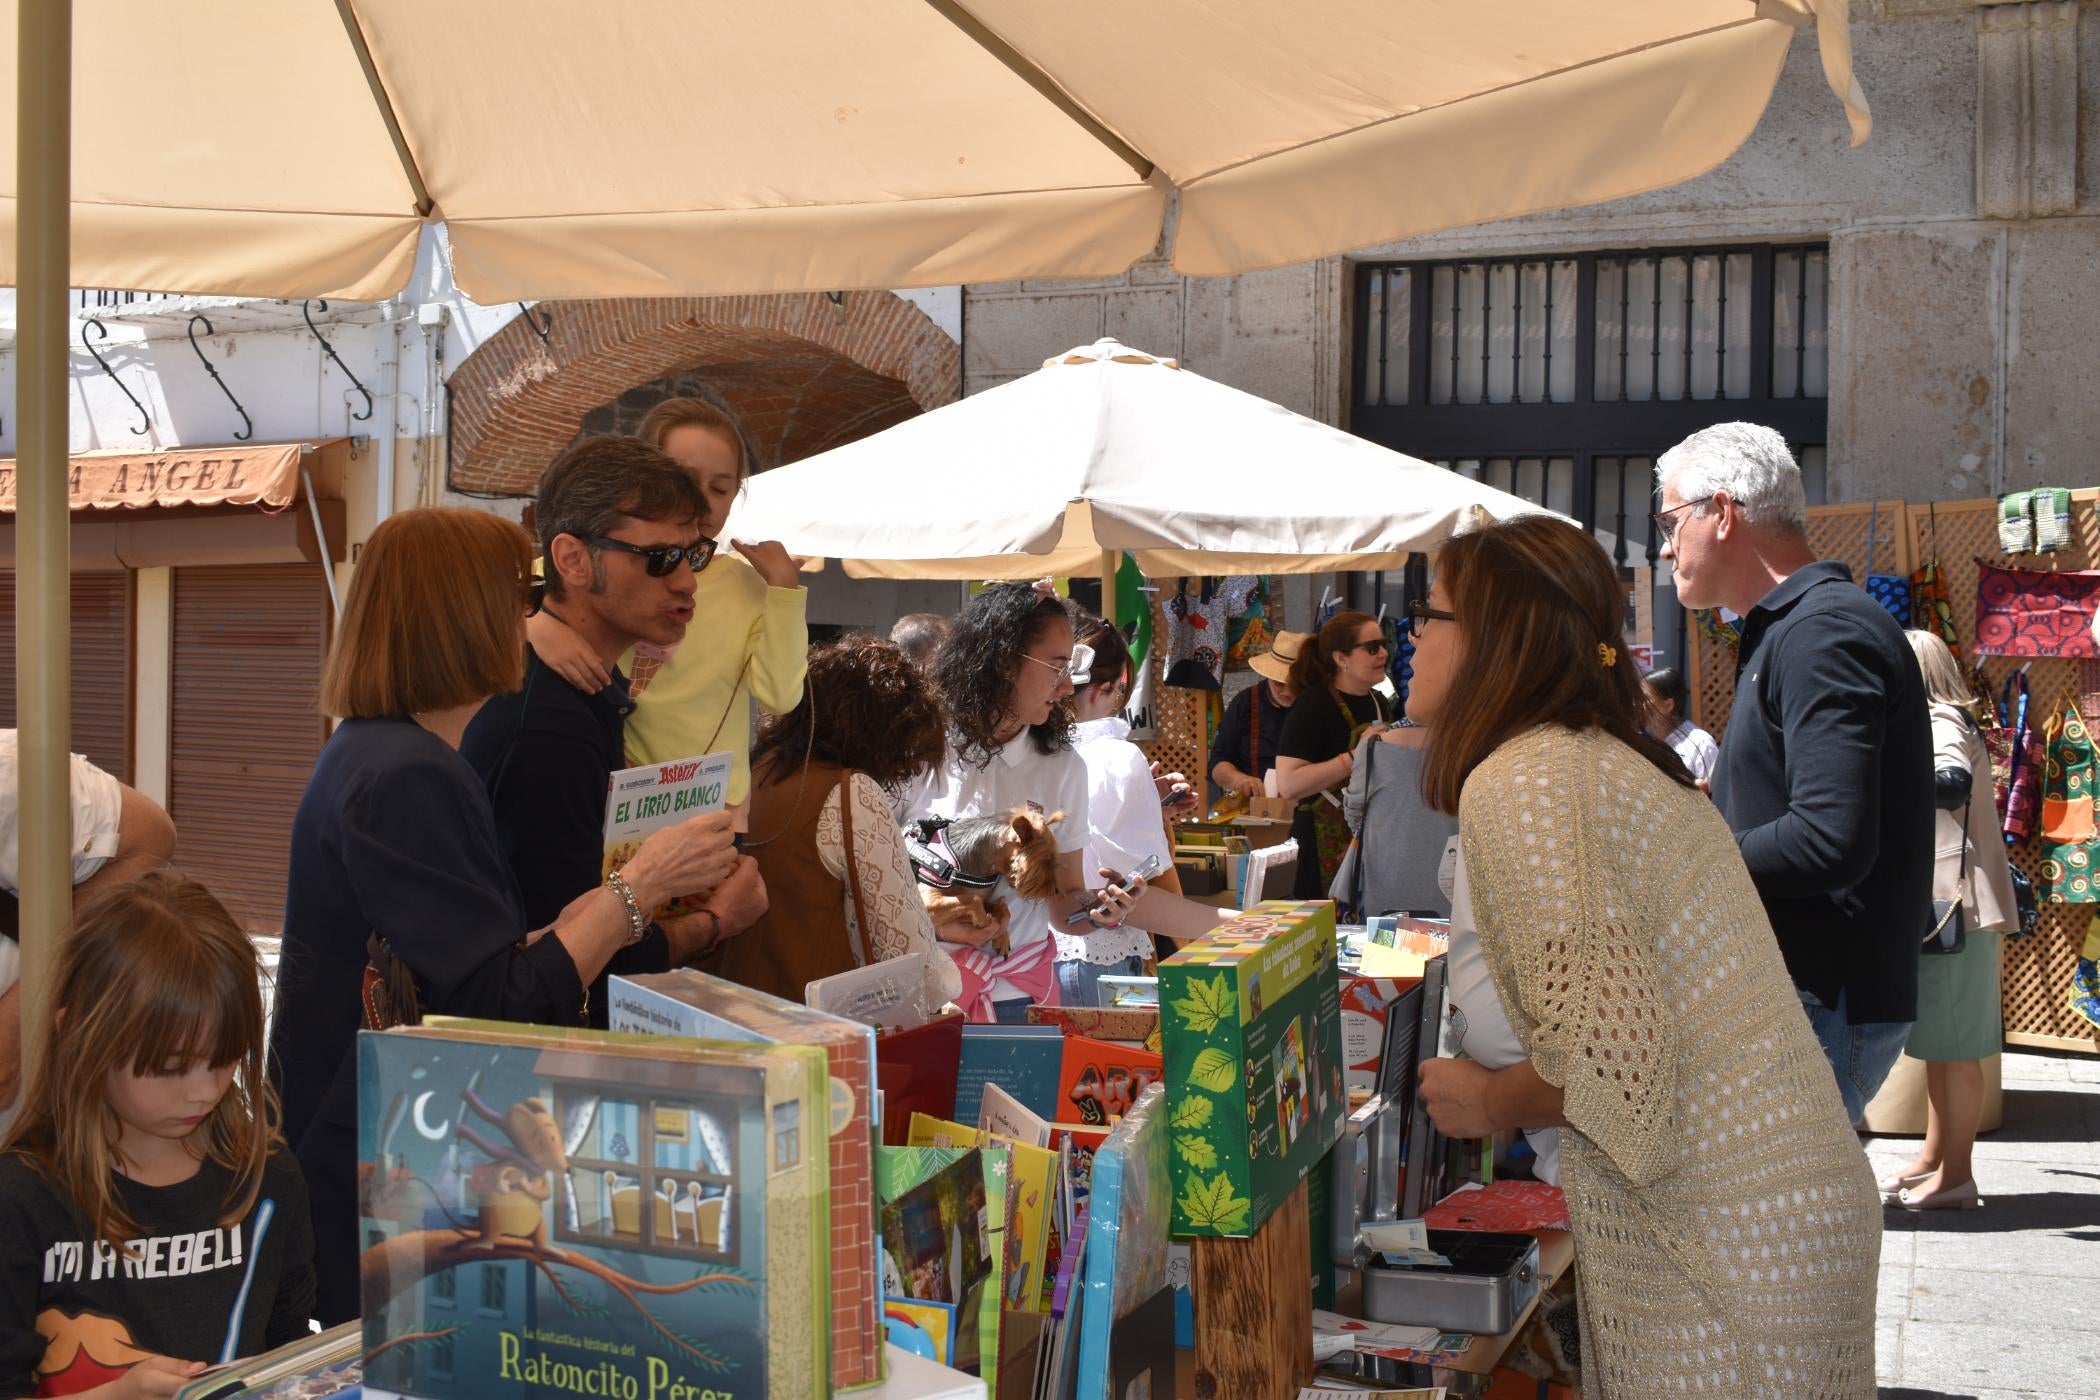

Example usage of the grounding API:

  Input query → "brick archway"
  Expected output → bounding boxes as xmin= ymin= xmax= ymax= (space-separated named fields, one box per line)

xmin=446 ymin=293 xmax=959 ymax=495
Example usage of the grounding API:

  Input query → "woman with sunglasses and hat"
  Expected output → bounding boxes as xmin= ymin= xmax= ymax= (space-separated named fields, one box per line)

xmin=1274 ymin=612 xmax=1394 ymax=898
xmin=1208 ymin=630 xmax=1308 ymax=801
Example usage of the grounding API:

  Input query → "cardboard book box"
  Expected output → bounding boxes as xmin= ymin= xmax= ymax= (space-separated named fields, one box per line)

xmin=1158 ymin=899 xmax=1345 ymax=1239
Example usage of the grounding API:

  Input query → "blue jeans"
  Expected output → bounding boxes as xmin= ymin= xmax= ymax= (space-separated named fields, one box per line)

xmin=1055 ymin=954 xmax=1148 ymax=1009
xmin=990 ymin=997 xmax=1034 ymax=1025
xmin=1797 ymin=986 xmax=1912 ymax=1125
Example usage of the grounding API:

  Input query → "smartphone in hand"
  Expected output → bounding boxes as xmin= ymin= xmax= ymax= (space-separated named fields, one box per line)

xmin=1064 ymin=853 xmax=1164 ymax=925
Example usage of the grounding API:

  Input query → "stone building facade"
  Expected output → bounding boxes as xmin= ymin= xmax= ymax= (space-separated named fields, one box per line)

xmin=963 ymin=2 xmax=2099 ymax=508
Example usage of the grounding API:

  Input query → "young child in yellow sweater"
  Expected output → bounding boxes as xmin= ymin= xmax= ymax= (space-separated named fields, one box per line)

xmin=529 ymin=399 xmax=808 ymax=827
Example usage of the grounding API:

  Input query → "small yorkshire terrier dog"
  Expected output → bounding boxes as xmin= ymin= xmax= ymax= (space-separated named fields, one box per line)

xmin=907 ymin=809 xmax=1064 ymax=957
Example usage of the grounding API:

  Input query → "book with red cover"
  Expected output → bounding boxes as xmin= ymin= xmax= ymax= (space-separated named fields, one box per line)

xmin=1054 ymin=1034 xmax=1164 ymax=1128
xmin=876 ymin=1010 xmax=965 ymax=1146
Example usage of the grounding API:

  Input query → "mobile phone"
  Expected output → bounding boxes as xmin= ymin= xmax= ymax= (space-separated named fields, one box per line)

xmin=1160 ymin=780 xmax=1192 ymax=807
xmin=1064 ymin=853 xmax=1164 ymax=925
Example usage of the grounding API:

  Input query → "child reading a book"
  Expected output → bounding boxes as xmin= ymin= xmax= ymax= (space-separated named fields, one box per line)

xmin=0 ymin=872 xmax=315 ymax=1397
xmin=529 ymin=398 xmax=808 ymax=827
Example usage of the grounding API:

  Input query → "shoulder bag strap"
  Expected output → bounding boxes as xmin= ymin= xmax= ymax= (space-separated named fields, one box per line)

xmin=837 ymin=770 xmax=873 ymax=967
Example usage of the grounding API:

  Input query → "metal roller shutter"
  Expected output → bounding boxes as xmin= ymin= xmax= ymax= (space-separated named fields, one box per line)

xmin=170 ymin=564 xmax=331 ymax=932
xmin=0 ymin=569 xmax=136 ymax=783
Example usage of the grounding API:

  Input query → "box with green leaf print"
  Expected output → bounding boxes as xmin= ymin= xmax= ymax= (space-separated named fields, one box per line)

xmin=1158 ymin=899 xmax=1345 ymax=1238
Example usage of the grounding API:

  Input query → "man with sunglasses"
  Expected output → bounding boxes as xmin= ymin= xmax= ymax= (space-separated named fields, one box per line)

xmin=462 ymin=435 xmax=767 ymax=1023
xmin=1655 ymin=422 xmax=1931 ymax=1125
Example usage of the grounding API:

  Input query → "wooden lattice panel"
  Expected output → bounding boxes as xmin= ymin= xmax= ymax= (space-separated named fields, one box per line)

xmin=1139 ymin=592 xmax=1209 ymax=784
xmin=1905 ymin=490 xmax=2099 ymax=1052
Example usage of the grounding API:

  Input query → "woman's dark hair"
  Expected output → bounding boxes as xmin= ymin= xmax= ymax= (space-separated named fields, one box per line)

xmin=1070 ymin=609 xmax=1133 ymax=698
xmin=1420 ymin=516 xmax=1696 ymax=814
xmin=752 ymin=636 xmax=946 ymax=792
xmin=1642 ymin=666 xmax=1689 ymax=721
xmin=1288 ymin=610 xmax=1377 ymax=694
xmin=935 ymin=583 xmax=1075 ymax=765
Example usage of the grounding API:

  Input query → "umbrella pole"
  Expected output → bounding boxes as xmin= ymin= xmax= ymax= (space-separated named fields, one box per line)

xmin=15 ymin=0 xmax=72 ymax=1092
xmin=1100 ymin=548 xmax=1117 ymax=626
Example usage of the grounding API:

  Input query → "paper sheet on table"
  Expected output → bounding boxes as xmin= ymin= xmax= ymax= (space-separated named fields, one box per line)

xmin=1297 ymin=1388 xmax=1447 ymax=1398
xmin=1355 ymin=942 xmax=1429 ymax=979
xmin=1311 ymin=1309 xmax=1439 ymax=1357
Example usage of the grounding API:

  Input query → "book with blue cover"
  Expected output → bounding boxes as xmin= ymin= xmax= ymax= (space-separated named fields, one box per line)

xmin=953 ymin=1023 xmax=1063 ymax=1125
xmin=1075 ymin=1084 xmax=1170 ymax=1400
xmin=356 ymin=1020 xmax=829 ymax=1400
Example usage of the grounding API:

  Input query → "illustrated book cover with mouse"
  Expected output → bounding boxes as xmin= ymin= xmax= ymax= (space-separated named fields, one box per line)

xmin=355 ymin=1019 xmax=829 ymax=1400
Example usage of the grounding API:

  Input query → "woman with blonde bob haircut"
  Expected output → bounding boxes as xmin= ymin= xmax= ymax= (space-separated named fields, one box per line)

xmin=273 ymin=507 xmax=736 ymax=1325
xmin=1876 ymin=629 xmax=2018 ymax=1211
xmin=1406 ymin=515 xmax=1880 ymax=1397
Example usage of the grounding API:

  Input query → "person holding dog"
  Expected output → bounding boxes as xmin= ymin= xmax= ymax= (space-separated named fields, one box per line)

xmin=900 ymin=583 xmax=1222 ymax=1021
xmin=717 ymin=635 xmax=962 ymax=1009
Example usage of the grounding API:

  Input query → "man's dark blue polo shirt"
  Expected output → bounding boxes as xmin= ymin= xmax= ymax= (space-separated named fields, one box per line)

xmin=460 ymin=643 xmax=672 ymax=1024
xmin=1711 ymin=560 xmax=1932 ymax=1025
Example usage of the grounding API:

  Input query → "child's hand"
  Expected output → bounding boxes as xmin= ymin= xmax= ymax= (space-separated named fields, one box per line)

xmin=729 ymin=538 xmax=803 ymax=590
xmin=92 ymin=1356 xmax=209 ymax=1399
xmin=525 ymin=610 xmax=611 ymax=694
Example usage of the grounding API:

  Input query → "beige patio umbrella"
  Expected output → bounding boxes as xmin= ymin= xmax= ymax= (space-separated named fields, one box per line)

xmin=6 ymin=0 xmax=1868 ymax=301
xmin=5 ymin=0 xmax=1869 ymax=1073
xmin=726 ymin=339 xmax=1560 ymax=590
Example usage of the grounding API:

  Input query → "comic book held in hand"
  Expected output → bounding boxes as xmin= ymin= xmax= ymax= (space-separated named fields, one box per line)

xmin=601 ymin=751 xmax=732 ymax=912
xmin=174 ymin=1320 xmax=363 ymax=1400
xmin=357 ymin=1019 xmax=829 ymax=1400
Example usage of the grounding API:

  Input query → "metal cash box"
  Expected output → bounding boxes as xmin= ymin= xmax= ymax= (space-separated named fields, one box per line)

xmin=1359 ymin=1228 xmax=1542 ymax=1336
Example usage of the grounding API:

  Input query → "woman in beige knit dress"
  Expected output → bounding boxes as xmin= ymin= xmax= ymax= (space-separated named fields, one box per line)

xmin=1410 ymin=515 xmax=1881 ymax=1398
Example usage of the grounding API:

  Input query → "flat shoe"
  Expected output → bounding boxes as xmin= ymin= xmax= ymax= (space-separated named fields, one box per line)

xmin=1877 ymin=1168 xmax=1932 ymax=1197
xmin=1897 ymin=1180 xmax=1980 ymax=1211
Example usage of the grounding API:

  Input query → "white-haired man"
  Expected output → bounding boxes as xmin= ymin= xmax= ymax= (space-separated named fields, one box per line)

xmin=1656 ymin=423 xmax=1932 ymax=1124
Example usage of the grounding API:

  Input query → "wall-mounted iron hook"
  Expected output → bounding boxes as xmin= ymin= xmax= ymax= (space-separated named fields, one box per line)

xmin=302 ymin=300 xmax=375 ymax=422
xmin=186 ymin=315 xmax=254 ymax=442
xmin=516 ymin=302 xmax=554 ymax=342
xmin=824 ymin=291 xmax=846 ymax=308
xmin=81 ymin=318 xmax=152 ymax=436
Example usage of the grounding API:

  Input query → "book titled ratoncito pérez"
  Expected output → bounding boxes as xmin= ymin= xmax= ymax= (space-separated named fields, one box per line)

xmin=356 ymin=1018 xmax=829 ymax=1400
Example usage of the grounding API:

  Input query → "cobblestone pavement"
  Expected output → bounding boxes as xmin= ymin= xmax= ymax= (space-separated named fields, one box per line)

xmin=1866 ymin=1048 xmax=2100 ymax=1399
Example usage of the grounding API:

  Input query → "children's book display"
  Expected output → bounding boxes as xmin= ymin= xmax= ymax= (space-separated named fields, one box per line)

xmin=1159 ymin=900 xmax=1346 ymax=1238
xmin=607 ymin=970 xmax=885 ymax=1390
xmin=356 ymin=1019 xmax=829 ymax=1400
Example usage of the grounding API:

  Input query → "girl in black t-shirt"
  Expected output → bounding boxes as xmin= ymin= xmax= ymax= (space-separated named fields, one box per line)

xmin=1275 ymin=611 xmax=1393 ymax=896
xmin=0 ymin=872 xmax=314 ymax=1398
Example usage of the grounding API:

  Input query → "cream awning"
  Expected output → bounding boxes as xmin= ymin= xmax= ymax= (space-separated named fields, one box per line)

xmin=0 ymin=0 xmax=1869 ymax=302
xmin=728 ymin=340 xmax=1567 ymax=579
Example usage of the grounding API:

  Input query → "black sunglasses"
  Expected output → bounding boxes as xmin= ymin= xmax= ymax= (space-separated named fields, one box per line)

xmin=581 ymin=532 xmax=717 ymax=577
xmin=1337 ymin=636 xmax=1391 ymax=656
xmin=1405 ymin=598 xmax=1456 ymax=640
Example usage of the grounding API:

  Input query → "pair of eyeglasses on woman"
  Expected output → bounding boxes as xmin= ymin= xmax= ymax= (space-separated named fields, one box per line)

xmin=582 ymin=532 xmax=718 ymax=577
xmin=1405 ymin=598 xmax=1457 ymax=640
xmin=1020 ymin=641 xmax=1096 ymax=686
xmin=1337 ymin=637 xmax=1392 ymax=656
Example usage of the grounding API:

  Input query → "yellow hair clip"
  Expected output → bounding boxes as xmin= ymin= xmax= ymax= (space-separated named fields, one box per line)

xmin=1597 ymin=642 xmax=1617 ymax=669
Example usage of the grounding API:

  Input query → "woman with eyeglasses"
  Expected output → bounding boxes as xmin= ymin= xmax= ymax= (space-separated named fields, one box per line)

xmin=1409 ymin=515 xmax=1879 ymax=1396
xmin=1274 ymin=611 xmax=1395 ymax=897
xmin=527 ymin=398 xmax=808 ymax=830
xmin=272 ymin=507 xmax=739 ymax=1323
xmin=900 ymin=585 xmax=1221 ymax=1021
xmin=1052 ymin=615 xmax=1203 ymax=1006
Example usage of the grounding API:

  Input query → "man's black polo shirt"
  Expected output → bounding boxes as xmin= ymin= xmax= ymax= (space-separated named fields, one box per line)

xmin=1711 ymin=560 xmax=1931 ymax=1025
xmin=459 ymin=644 xmax=671 ymax=1025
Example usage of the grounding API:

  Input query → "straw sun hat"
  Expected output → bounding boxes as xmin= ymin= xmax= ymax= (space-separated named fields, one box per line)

xmin=1247 ymin=630 xmax=1310 ymax=685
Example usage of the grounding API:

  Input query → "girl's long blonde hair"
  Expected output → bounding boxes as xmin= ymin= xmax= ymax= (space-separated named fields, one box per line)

xmin=2 ymin=870 xmax=277 ymax=1249
xmin=1904 ymin=629 xmax=1983 ymax=721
